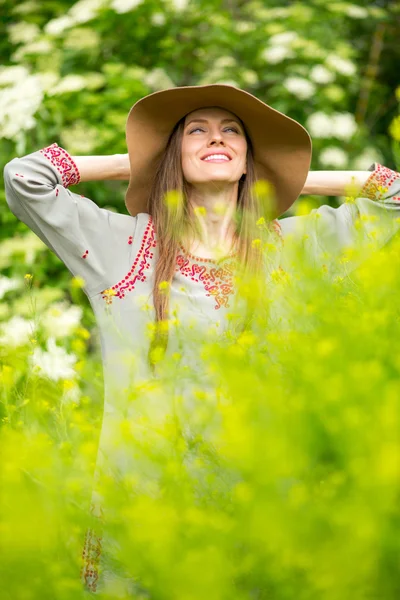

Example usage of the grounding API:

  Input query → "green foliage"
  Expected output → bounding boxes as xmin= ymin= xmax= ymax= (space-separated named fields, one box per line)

xmin=2 ymin=232 xmax=400 ymax=598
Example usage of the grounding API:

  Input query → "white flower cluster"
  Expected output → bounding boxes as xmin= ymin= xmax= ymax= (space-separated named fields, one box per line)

xmin=144 ymin=68 xmax=175 ymax=91
xmin=306 ymin=111 xmax=358 ymax=140
xmin=7 ymin=21 xmax=40 ymax=44
xmin=319 ymin=147 xmax=348 ymax=168
xmin=41 ymin=302 xmax=83 ymax=339
xmin=344 ymin=5 xmax=369 ymax=19
xmin=326 ymin=55 xmax=357 ymax=77
xmin=151 ymin=12 xmax=166 ymax=26
xmin=261 ymin=31 xmax=298 ymax=65
xmin=283 ymin=77 xmax=315 ymax=100
xmin=0 ymin=316 xmax=35 ymax=347
xmin=45 ymin=0 xmax=109 ymax=35
xmin=0 ymin=66 xmax=44 ymax=147
xmin=0 ymin=276 xmax=21 ymax=300
xmin=0 ymin=231 xmax=47 ymax=267
xmin=31 ymin=338 xmax=77 ymax=381
xmin=310 ymin=65 xmax=335 ymax=85
xmin=111 ymin=0 xmax=143 ymax=13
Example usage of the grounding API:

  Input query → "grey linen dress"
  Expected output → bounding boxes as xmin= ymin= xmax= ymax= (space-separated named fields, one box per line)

xmin=4 ymin=143 xmax=400 ymax=595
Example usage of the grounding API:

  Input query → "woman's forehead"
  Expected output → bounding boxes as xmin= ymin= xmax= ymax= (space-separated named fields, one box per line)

xmin=184 ymin=106 xmax=240 ymax=123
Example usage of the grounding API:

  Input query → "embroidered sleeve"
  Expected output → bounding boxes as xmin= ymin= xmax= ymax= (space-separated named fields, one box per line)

xmin=360 ymin=163 xmax=400 ymax=203
xmin=279 ymin=164 xmax=400 ymax=276
xmin=39 ymin=142 xmax=81 ymax=187
xmin=3 ymin=143 xmax=137 ymax=297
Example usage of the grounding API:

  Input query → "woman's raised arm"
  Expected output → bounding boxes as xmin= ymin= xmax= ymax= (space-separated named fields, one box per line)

xmin=71 ymin=153 xmax=131 ymax=182
xmin=301 ymin=170 xmax=372 ymax=196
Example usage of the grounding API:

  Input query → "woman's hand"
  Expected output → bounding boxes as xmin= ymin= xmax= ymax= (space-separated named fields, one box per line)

xmin=71 ymin=153 xmax=131 ymax=182
xmin=301 ymin=170 xmax=371 ymax=196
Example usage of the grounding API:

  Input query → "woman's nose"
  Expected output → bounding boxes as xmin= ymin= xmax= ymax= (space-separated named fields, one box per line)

xmin=208 ymin=135 xmax=225 ymax=146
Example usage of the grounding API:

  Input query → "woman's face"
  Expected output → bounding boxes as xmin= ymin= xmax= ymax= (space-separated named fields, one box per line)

xmin=181 ymin=107 xmax=247 ymax=185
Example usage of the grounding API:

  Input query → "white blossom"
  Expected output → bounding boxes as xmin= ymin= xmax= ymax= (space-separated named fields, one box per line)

xmin=7 ymin=22 xmax=40 ymax=44
xmin=310 ymin=65 xmax=335 ymax=84
xmin=171 ymin=0 xmax=189 ymax=10
xmin=31 ymin=338 xmax=77 ymax=381
xmin=319 ymin=147 xmax=348 ymax=168
xmin=306 ymin=111 xmax=357 ymax=140
xmin=12 ymin=40 xmax=54 ymax=62
xmin=44 ymin=16 xmax=75 ymax=36
xmin=48 ymin=74 xmax=88 ymax=95
xmin=151 ymin=12 xmax=166 ymax=25
xmin=0 ymin=65 xmax=29 ymax=86
xmin=35 ymin=72 xmax=59 ymax=94
xmin=0 ymin=73 xmax=43 ymax=142
xmin=0 ymin=276 xmax=21 ymax=300
xmin=41 ymin=303 xmax=83 ymax=339
xmin=69 ymin=0 xmax=107 ymax=24
xmin=283 ymin=77 xmax=315 ymax=100
xmin=235 ymin=22 xmax=256 ymax=34
xmin=241 ymin=70 xmax=258 ymax=86
xmin=306 ymin=112 xmax=333 ymax=138
xmin=345 ymin=5 xmax=368 ymax=19
xmin=331 ymin=113 xmax=357 ymax=140
xmin=0 ymin=316 xmax=35 ymax=347
xmin=144 ymin=68 xmax=175 ymax=91
xmin=111 ymin=0 xmax=143 ymax=13
xmin=269 ymin=31 xmax=298 ymax=46
xmin=326 ymin=55 xmax=357 ymax=77
xmin=261 ymin=45 xmax=294 ymax=64
xmin=214 ymin=56 xmax=236 ymax=69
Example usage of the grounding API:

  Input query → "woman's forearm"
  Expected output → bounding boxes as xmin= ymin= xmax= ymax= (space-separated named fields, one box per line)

xmin=71 ymin=154 xmax=131 ymax=182
xmin=301 ymin=170 xmax=371 ymax=196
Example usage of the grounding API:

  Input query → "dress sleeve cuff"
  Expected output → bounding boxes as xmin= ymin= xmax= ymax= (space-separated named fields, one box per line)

xmin=39 ymin=142 xmax=81 ymax=188
xmin=360 ymin=163 xmax=398 ymax=202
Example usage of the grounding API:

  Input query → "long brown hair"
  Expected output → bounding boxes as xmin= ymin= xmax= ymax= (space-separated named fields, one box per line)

xmin=147 ymin=112 xmax=273 ymax=371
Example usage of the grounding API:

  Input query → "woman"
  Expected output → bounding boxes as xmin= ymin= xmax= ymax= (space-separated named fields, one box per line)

xmin=4 ymin=84 xmax=400 ymax=595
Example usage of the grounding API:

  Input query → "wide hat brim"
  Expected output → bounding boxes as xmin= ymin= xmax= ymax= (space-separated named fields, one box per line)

xmin=125 ymin=84 xmax=312 ymax=219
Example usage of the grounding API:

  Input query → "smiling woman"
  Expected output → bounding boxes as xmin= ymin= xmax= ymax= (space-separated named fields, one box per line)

xmin=180 ymin=107 xmax=249 ymax=256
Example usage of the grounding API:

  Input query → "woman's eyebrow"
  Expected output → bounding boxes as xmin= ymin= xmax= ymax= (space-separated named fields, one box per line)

xmin=185 ymin=118 xmax=242 ymax=127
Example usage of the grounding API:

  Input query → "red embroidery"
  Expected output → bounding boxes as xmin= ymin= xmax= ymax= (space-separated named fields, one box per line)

xmin=101 ymin=218 xmax=156 ymax=305
xmin=176 ymin=251 xmax=237 ymax=309
xmin=82 ymin=250 xmax=89 ymax=259
xmin=55 ymin=188 xmax=59 ymax=197
xmin=80 ymin=527 xmax=102 ymax=592
xmin=14 ymin=173 xmax=24 ymax=177
xmin=100 ymin=216 xmax=281 ymax=310
xmin=39 ymin=142 xmax=80 ymax=188
xmin=360 ymin=163 xmax=399 ymax=202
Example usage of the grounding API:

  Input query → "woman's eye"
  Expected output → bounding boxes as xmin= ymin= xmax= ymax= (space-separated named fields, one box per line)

xmin=189 ymin=126 xmax=239 ymax=134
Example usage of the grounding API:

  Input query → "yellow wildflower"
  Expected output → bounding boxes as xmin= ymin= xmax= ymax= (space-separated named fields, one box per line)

xmin=71 ymin=276 xmax=85 ymax=289
xmin=389 ymin=116 xmax=400 ymax=142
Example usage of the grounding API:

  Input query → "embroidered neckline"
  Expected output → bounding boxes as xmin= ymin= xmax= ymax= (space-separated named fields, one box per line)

xmin=100 ymin=215 xmax=283 ymax=310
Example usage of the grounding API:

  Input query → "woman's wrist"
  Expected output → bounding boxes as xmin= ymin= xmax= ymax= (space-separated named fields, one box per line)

xmin=70 ymin=153 xmax=131 ymax=182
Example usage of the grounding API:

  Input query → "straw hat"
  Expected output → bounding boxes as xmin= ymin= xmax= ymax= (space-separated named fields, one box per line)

xmin=125 ymin=84 xmax=312 ymax=219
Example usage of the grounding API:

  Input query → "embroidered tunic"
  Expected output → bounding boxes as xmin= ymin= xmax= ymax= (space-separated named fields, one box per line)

xmin=4 ymin=144 xmax=400 ymax=595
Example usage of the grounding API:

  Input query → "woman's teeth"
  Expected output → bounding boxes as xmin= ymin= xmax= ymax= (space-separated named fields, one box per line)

xmin=203 ymin=154 xmax=230 ymax=162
